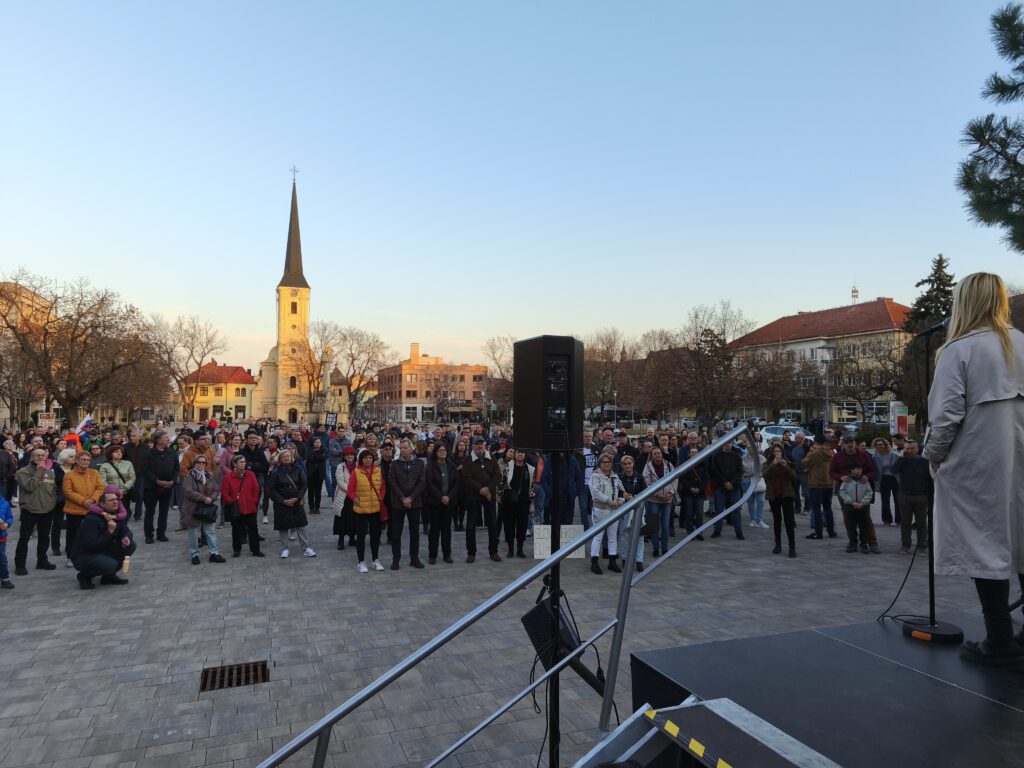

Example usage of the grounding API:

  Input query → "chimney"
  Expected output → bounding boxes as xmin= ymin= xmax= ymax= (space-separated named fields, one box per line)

xmin=247 ymin=368 xmax=251 ymax=376
xmin=410 ymin=342 xmax=420 ymax=362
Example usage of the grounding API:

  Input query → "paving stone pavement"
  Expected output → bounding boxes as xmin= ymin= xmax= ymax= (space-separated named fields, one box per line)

xmin=0 ymin=496 xmax=982 ymax=768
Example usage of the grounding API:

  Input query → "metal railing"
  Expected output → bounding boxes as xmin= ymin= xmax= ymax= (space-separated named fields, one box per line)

xmin=257 ymin=424 xmax=759 ymax=768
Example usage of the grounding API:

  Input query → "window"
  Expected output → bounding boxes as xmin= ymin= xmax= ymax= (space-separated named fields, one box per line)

xmin=473 ymin=375 xmax=483 ymax=383
xmin=472 ymin=391 xmax=481 ymax=399
xmin=846 ymin=373 xmax=857 ymax=387
xmin=241 ymin=387 xmax=246 ymax=396
xmin=459 ymin=375 xmax=465 ymax=382
xmin=290 ymin=302 xmax=297 ymax=314
xmin=809 ymin=348 xmax=818 ymax=360
xmin=234 ymin=388 xmax=240 ymax=397
xmin=199 ymin=386 xmax=209 ymax=397
xmin=861 ymin=342 xmax=871 ymax=357
xmin=406 ymin=373 xmax=418 ymax=383
xmin=425 ymin=390 xmax=432 ymax=398
xmin=846 ymin=344 xmax=856 ymax=358
xmin=458 ymin=390 xmax=465 ymax=400
xmin=214 ymin=387 xmax=223 ymax=397
xmin=289 ymin=376 xmax=297 ymax=389
xmin=798 ymin=349 xmax=806 ymax=361
xmin=406 ymin=390 xmax=417 ymax=399
xmin=189 ymin=385 xmax=196 ymax=395
xmin=405 ymin=407 xmax=418 ymax=420
xmin=785 ymin=351 xmax=795 ymax=362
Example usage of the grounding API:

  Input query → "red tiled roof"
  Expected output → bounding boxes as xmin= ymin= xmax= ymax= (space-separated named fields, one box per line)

xmin=733 ymin=297 xmax=911 ymax=348
xmin=184 ymin=363 xmax=256 ymax=385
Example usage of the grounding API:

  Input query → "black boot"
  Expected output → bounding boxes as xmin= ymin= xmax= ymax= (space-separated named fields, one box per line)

xmin=962 ymin=578 xmax=1024 ymax=667
xmin=590 ymin=556 xmax=603 ymax=575
xmin=607 ymin=556 xmax=622 ymax=573
xmin=788 ymin=536 xmax=796 ymax=558
xmin=772 ymin=533 xmax=782 ymax=555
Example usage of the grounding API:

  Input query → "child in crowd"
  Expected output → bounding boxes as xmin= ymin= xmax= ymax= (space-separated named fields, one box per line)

xmin=840 ymin=465 xmax=874 ymax=554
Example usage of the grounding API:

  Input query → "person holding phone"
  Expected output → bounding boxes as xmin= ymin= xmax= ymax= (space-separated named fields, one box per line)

xmin=763 ymin=444 xmax=797 ymax=557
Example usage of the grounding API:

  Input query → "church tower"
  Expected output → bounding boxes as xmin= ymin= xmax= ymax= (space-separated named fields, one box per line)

xmin=253 ymin=178 xmax=313 ymax=423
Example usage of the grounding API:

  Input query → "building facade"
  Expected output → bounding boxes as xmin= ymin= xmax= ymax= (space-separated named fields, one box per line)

xmin=376 ymin=343 xmax=488 ymax=423
xmin=181 ymin=361 xmax=256 ymax=423
xmin=732 ymin=297 xmax=912 ymax=425
xmin=251 ymin=180 xmax=318 ymax=424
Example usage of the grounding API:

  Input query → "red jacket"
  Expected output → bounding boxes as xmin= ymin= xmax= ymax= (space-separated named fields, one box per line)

xmin=221 ymin=469 xmax=261 ymax=515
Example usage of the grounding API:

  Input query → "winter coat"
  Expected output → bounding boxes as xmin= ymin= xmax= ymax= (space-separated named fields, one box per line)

xmin=924 ymin=328 xmax=1024 ymax=579
xmin=63 ymin=468 xmax=105 ymax=517
xmin=267 ymin=463 xmax=308 ymax=531
xmin=143 ymin=447 xmax=178 ymax=489
xmin=709 ymin=449 xmax=743 ymax=490
xmin=389 ymin=457 xmax=425 ymax=509
xmin=762 ymin=461 xmax=796 ymax=501
xmin=829 ymin=449 xmax=876 ymax=490
xmin=839 ymin=478 xmax=874 ymax=508
xmin=332 ymin=461 xmax=357 ymax=516
xmin=70 ymin=507 xmax=136 ymax=562
xmin=181 ymin=471 xmax=220 ymax=529
xmin=802 ymin=448 xmax=833 ymax=489
xmin=239 ymin=444 xmax=270 ymax=476
xmin=589 ymin=470 xmax=626 ymax=521
xmin=463 ymin=454 xmax=501 ymax=502
xmin=0 ymin=495 xmax=13 ymax=544
xmin=641 ymin=459 xmax=677 ymax=504
xmin=0 ymin=450 xmax=17 ymax=484
xmin=221 ymin=470 xmax=261 ymax=515
xmin=121 ymin=441 xmax=148 ymax=475
xmin=425 ymin=459 xmax=462 ymax=509
xmin=15 ymin=464 xmax=57 ymax=515
xmin=99 ymin=459 xmax=136 ymax=493
xmin=347 ymin=465 xmax=385 ymax=515
xmin=539 ymin=454 xmax=583 ymax=504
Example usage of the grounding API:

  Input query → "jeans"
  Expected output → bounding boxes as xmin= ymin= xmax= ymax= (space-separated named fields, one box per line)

xmin=14 ymin=511 xmax=53 ymax=568
xmin=577 ymin=486 xmax=593 ymax=530
xmin=712 ymin=488 xmax=743 ymax=535
xmin=132 ymin=476 xmax=145 ymax=520
xmin=0 ymin=541 xmax=8 ymax=581
xmin=808 ymin=488 xmax=835 ymax=534
xmin=879 ymin=475 xmax=901 ymax=525
xmin=144 ymin=489 xmax=172 ymax=538
xmin=326 ymin=462 xmax=339 ymax=499
xmin=682 ymin=495 xmax=704 ymax=531
xmin=188 ymin=522 xmax=219 ymax=557
xmin=466 ymin=498 xmax=498 ymax=556
xmin=532 ymin=484 xmax=547 ymax=525
xmin=795 ymin=473 xmax=809 ymax=511
xmin=74 ymin=553 xmax=123 ymax=580
xmin=390 ymin=507 xmax=421 ymax=561
xmin=648 ymin=501 xmax=673 ymax=552
xmin=742 ymin=479 xmax=765 ymax=524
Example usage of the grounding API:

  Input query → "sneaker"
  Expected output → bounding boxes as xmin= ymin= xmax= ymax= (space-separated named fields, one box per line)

xmin=806 ymin=532 xmax=822 ymax=539
xmin=303 ymin=548 xmax=317 ymax=558
xmin=252 ymin=551 xmax=265 ymax=557
xmin=636 ymin=562 xmax=644 ymax=572
xmin=209 ymin=554 xmax=227 ymax=563
xmin=78 ymin=575 xmax=95 ymax=590
xmin=156 ymin=534 xmax=169 ymax=542
xmin=233 ymin=550 xmax=241 ymax=558
xmin=357 ymin=561 xmax=369 ymax=573
xmin=869 ymin=544 xmax=881 ymax=554
xmin=171 ymin=505 xmax=178 ymax=510
xmin=64 ymin=559 xmax=74 ymax=568
xmin=14 ymin=567 xmax=27 ymax=576
xmin=760 ymin=521 xmax=770 ymax=529
xmin=191 ymin=555 xmax=201 ymax=565
xmin=0 ymin=580 xmax=13 ymax=589
xmin=735 ymin=532 xmax=745 ymax=540
xmin=695 ymin=534 xmax=705 ymax=541
xmin=262 ymin=516 xmax=269 ymax=524
xmin=898 ymin=546 xmax=910 ymax=555
xmin=372 ymin=559 xmax=384 ymax=571
xmin=846 ymin=544 xmax=858 ymax=553
xmin=860 ymin=544 xmax=870 ymax=554
xmin=99 ymin=574 xmax=129 ymax=585
xmin=289 ymin=533 xmax=296 ymax=541
xmin=280 ymin=549 xmax=289 ymax=559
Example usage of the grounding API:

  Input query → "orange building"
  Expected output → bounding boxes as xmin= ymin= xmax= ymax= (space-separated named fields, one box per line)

xmin=376 ymin=343 xmax=488 ymax=423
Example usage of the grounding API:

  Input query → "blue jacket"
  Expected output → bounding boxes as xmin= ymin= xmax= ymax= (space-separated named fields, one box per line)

xmin=540 ymin=453 xmax=584 ymax=503
xmin=0 ymin=495 xmax=12 ymax=543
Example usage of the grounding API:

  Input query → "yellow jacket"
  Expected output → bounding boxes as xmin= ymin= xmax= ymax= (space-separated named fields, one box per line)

xmin=347 ymin=466 xmax=384 ymax=515
xmin=63 ymin=468 xmax=105 ymax=517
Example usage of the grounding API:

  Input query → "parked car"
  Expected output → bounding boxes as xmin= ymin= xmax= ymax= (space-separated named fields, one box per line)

xmin=744 ymin=417 xmax=768 ymax=427
xmin=760 ymin=424 xmax=814 ymax=443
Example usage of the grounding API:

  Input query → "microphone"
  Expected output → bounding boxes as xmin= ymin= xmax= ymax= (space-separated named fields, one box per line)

xmin=915 ymin=317 xmax=950 ymax=337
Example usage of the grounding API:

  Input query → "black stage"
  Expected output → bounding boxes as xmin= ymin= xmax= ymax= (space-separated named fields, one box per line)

xmin=631 ymin=610 xmax=1024 ymax=768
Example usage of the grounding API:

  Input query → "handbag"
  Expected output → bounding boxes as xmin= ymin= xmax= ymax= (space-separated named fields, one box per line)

xmin=194 ymin=502 xmax=218 ymax=523
xmin=639 ymin=510 xmax=660 ymax=537
xmin=222 ymin=501 xmax=240 ymax=523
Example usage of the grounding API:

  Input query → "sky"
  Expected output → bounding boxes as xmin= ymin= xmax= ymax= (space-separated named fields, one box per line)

xmin=2 ymin=1 xmax=1022 ymax=373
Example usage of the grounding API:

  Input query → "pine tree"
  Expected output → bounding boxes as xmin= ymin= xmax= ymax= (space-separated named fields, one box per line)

xmin=958 ymin=3 xmax=1024 ymax=252
xmin=903 ymin=254 xmax=956 ymax=332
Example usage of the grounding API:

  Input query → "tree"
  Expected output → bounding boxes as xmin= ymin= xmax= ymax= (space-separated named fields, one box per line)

xmin=334 ymin=327 xmax=395 ymax=416
xmin=675 ymin=302 xmax=754 ymax=426
xmin=958 ymin=3 xmax=1024 ymax=252
xmin=627 ymin=330 xmax=679 ymax=426
xmin=282 ymin=320 xmax=342 ymax=412
xmin=738 ymin=346 xmax=800 ymax=420
xmin=95 ymin=344 xmax=175 ymax=424
xmin=0 ymin=337 xmax=44 ymax=428
xmin=481 ymin=335 xmax=515 ymax=416
xmin=149 ymin=314 xmax=228 ymax=420
xmin=901 ymin=255 xmax=957 ymax=428
xmin=583 ymin=327 xmax=630 ymax=419
xmin=0 ymin=271 xmax=154 ymax=423
xmin=828 ymin=337 xmax=906 ymax=426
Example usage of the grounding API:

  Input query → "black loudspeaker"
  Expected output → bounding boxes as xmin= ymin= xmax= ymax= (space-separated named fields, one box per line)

xmin=513 ymin=335 xmax=583 ymax=452
xmin=521 ymin=597 xmax=605 ymax=695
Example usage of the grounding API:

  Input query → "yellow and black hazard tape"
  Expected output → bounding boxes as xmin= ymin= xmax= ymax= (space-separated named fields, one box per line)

xmin=645 ymin=709 xmax=733 ymax=768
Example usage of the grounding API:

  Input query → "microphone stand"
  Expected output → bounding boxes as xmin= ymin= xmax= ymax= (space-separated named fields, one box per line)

xmin=903 ymin=325 xmax=963 ymax=644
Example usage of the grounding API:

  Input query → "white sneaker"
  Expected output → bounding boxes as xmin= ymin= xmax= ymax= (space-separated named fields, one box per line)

xmin=303 ymin=547 xmax=316 ymax=557
xmin=288 ymin=532 xmax=296 ymax=541
xmin=262 ymin=516 xmax=268 ymax=524
xmin=762 ymin=521 xmax=770 ymax=529
xmin=357 ymin=561 xmax=369 ymax=573
xmin=372 ymin=559 xmax=384 ymax=571
xmin=280 ymin=548 xmax=289 ymax=559
xmin=64 ymin=559 xmax=73 ymax=568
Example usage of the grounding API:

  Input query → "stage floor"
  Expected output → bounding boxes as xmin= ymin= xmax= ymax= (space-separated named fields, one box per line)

xmin=631 ymin=610 xmax=1024 ymax=768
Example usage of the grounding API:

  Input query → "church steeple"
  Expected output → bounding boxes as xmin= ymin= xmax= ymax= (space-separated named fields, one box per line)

xmin=279 ymin=179 xmax=310 ymax=289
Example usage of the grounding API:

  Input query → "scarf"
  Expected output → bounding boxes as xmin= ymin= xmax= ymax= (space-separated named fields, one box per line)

xmin=189 ymin=467 xmax=210 ymax=489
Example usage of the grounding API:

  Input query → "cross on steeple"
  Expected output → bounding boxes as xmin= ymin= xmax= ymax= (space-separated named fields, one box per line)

xmin=289 ymin=165 xmax=299 ymax=181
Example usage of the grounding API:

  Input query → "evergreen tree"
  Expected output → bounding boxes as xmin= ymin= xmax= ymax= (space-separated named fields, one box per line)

xmin=903 ymin=254 xmax=956 ymax=332
xmin=958 ymin=3 xmax=1024 ymax=252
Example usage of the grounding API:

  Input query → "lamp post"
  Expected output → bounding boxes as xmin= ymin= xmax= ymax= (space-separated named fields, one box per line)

xmin=613 ymin=390 xmax=618 ymax=428
xmin=816 ymin=345 xmax=837 ymax=430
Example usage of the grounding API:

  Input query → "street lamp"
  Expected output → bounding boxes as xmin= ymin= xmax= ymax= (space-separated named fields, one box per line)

xmin=816 ymin=345 xmax=837 ymax=429
xmin=613 ymin=390 xmax=618 ymax=427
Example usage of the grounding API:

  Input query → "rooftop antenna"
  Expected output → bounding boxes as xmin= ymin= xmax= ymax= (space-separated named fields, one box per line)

xmin=851 ymin=284 xmax=860 ymax=304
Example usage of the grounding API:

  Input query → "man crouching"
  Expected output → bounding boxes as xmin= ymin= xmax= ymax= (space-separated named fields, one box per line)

xmin=72 ymin=489 xmax=136 ymax=590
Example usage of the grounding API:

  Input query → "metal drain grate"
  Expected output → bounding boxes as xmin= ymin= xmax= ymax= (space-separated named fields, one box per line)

xmin=199 ymin=661 xmax=269 ymax=693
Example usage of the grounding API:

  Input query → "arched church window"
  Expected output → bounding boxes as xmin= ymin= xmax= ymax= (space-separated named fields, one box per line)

xmin=291 ymin=302 xmax=297 ymax=314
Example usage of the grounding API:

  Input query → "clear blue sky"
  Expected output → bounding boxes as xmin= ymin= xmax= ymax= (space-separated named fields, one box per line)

xmin=1 ymin=1 xmax=1020 ymax=372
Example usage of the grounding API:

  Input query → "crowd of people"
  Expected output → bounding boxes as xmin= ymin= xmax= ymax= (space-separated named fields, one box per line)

xmin=0 ymin=415 xmax=926 ymax=590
